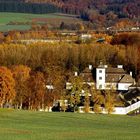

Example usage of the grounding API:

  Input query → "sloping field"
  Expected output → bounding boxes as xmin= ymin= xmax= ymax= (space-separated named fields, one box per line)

xmin=0 ymin=109 xmax=140 ymax=140
xmin=0 ymin=12 xmax=82 ymax=31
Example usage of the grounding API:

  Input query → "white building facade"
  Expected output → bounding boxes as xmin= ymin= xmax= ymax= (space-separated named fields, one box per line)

xmin=96 ymin=65 xmax=135 ymax=91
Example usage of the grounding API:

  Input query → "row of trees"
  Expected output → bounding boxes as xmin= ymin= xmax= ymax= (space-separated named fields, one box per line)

xmin=0 ymin=65 xmax=66 ymax=110
xmin=0 ymin=40 xmax=139 ymax=77
xmin=0 ymin=1 xmax=60 ymax=14
xmin=0 ymin=65 xmax=118 ymax=113
xmin=0 ymin=32 xmax=139 ymax=113
xmin=66 ymin=75 xmax=118 ymax=114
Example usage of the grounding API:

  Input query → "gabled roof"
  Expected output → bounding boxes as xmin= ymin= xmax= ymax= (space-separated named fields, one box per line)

xmin=82 ymin=67 xmax=92 ymax=73
xmin=101 ymin=66 xmax=134 ymax=83
xmin=106 ymin=68 xmax=125 ymax=74
xmin=80 ymin=67 xmax=94 ymax=82
xmin=80 ymin=73 xmax=94 ymax=82
xmin=119 ymin=75 xmax=135 ymax=83
xmin=106 ymin=74 xmax=123 ymax=83
xmin=106 ymin=73 xmax=134 ymax=83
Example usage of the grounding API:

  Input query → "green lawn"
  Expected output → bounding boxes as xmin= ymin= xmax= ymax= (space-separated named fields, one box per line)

xmin=0 ymin=12 xmax=82 ymax=31
xmin=0 ymin=25 xmax=31 ymax=32
xmin=0 ymin=109 xmax=140 ymax=140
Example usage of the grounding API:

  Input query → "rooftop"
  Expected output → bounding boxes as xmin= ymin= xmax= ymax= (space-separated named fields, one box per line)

xmin=97 ymin=65 xmax=134 ymax=84
xmin=80 ymin=67 xmax=94 ymax=82
xmin=106 ymin=67 xmax=125 ymax=74
xmin=119 ymin=75 xmax=135 ymax=83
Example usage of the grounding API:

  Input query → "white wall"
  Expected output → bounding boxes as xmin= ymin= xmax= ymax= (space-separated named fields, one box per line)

xmin=78 ymin=106 xmax=127 ymax=114
xmin=112 ymin=107 xmax=126 ymax=115
xmin=105 ymin=83 xmax=117 ymax=90
xmin=118 ymin=83 xmax=133 ymax=91
xmin=66 ymin=82 xmax=72 ymax=90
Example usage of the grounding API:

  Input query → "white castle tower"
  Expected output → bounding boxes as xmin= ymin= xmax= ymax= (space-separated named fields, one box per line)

xmin=96 ymin=65 xmax=107 ymax=90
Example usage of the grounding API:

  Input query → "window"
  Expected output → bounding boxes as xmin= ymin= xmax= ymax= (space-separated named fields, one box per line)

xmin=99 ymin=70 xmax=102 ymax=73
xmin=99 ymin=77 xmax=102 ymax=80
xmin=99 ymin=85 xmax=102 ymax=89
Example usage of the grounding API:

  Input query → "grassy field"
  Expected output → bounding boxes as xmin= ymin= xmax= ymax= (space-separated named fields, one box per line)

xmin=0 ymin=109 xmax=140 ymax=140
xmin=0 ymin=12 xmax=82 ymax=31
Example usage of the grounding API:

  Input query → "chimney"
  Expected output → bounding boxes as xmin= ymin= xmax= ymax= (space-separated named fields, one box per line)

xmin=74 ymin=72 xmax=78 ymax=76
xmin=117 ymin=65 xmax=123 ymax=69
xmin=89 ymin=65 xmax=92 ymax=70
xmin=104 ymin=65 xmax=108 ymax=68
xmin=100 ymin=61 xmax=103 ymax=65
xmin=130 ymin=71 xmax=132 ymax=77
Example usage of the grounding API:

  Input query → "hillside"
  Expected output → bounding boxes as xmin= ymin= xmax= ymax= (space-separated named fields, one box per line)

xmin=0 ymin=12 xmax=84 ymax=31
xmin=24 ymin=0 xmax=140 ymax=19
xmin=0 ymin=0 xmax=139 ymax=27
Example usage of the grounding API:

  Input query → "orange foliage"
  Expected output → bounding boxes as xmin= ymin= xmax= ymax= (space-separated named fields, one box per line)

xmin=0 ymin=66 xmax=15 ymax=107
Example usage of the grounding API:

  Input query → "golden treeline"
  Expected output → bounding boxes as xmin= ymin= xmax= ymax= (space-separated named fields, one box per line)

xmin=0 ymin=32 xmax=139 ymax=111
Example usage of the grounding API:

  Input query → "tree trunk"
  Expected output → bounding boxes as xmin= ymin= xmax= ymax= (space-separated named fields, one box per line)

xmin=0 ymin=99 xmax=5 ymax=108
xmin=28 ymin=98 xmax=31 ymax=110
xmin=19 ymin=98 xmax=23 ymax=109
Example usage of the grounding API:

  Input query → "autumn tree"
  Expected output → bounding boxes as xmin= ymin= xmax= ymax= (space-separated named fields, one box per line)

xmin=91 ymin=88 xmax=104 ymax=113
xmin=104 ymin=90 xmax=116 ymax=114
xmin=67 ymin=75 xmax=83 ymax=112
xmin=115 ymin=19 xmax=134 ymax=29
xmin=76 ymin=23 xmax=85 ymax=31
xmin=28 ymin=71 xmax=46 ymax=110
xmin=60 ymin=89 xmax=68 ymax=112
xmin=4 ymin=35 xmax=12 ymax=43
xmin=125 ymin=45 xmax=140 ymax=78
xmin=11 ymin=65 xmax=31 ymax=109
xmin=0 ymin=66 xmax=15 ymax=108
xmin=84 ymin=85 xmax=91 ymax=113
xmin=111 ymin=33 xmax=140 ymax=46
xmin=44 ymin=65 xmax=65 ymax=109
xmin=0 ymin=32 xmax=4 ymax=42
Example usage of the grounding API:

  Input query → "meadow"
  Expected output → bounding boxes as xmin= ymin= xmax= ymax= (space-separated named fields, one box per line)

xmin=0 ymin=109 xmax=140 ymax=140
xmin=0 ymin=12 xmax=82 ymax=31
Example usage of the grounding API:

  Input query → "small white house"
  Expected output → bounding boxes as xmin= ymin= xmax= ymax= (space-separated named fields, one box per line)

xmin=80 ymin=34 xmax=92 ymax=40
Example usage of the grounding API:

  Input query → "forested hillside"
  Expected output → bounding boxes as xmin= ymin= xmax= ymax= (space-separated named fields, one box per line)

xmin=0 ymin=0 xmax=61 ymax=13
xmin=24 ymin=0 xmax=140 ymax=19
xmin=0 ymin=0 xmax=139 ymax=27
